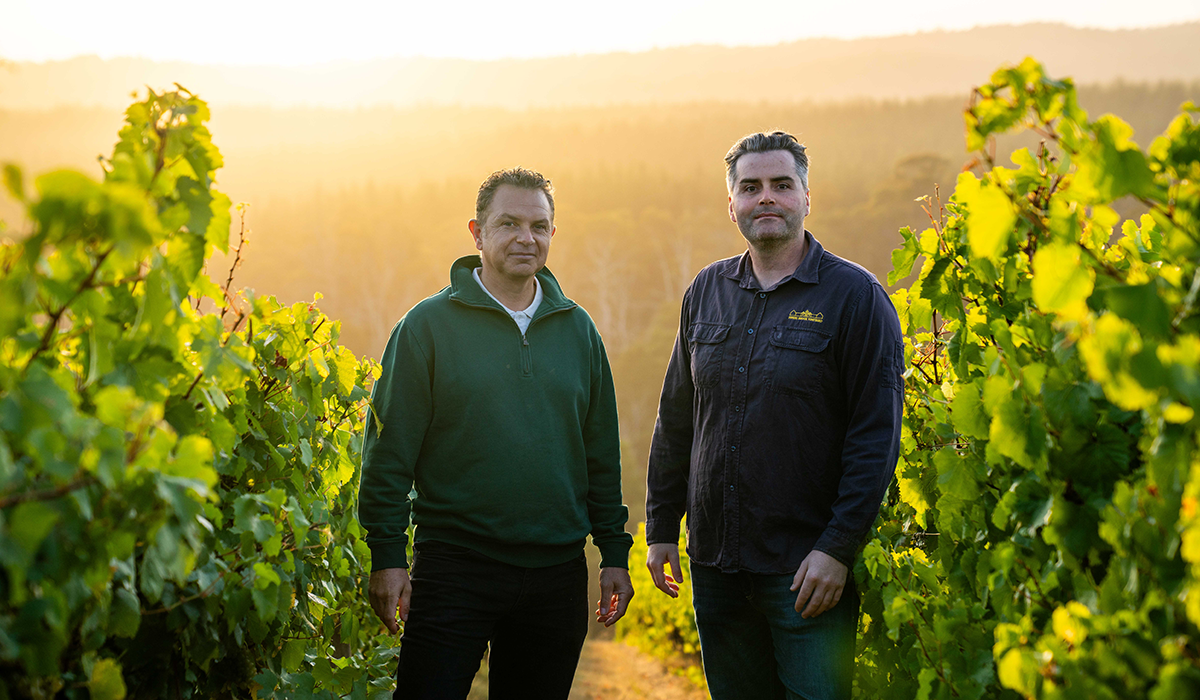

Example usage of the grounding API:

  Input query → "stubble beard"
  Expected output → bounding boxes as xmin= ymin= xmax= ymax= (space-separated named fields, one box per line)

xmin=737 ymin=212 xmax=804 ymax=255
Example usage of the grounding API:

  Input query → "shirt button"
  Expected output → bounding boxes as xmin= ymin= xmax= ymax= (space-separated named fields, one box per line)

xmin=759 ymin=293 xmax=767 ymax=299
xmin=747 ymin=328 xmax=754 ymax=334
xmin=734 ymin=405 xmax=741 ymax=412
xmin=729 ymin=484 xmax=735 ymax=490
xmin=730 ymin=445 xmax=737 ymax=451
xmin=738 ymin=366 xmax=746 ymax=373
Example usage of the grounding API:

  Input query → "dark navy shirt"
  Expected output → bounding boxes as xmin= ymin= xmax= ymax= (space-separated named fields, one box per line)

xmin=645 ymin=232 xmax=903 ymax=574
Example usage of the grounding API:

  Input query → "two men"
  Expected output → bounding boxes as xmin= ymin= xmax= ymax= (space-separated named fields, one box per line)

xmin=359 ymin=130 xmax=902 ymax=699
xmin=645 ymin=131 xmax=903 ymax=699
xmin=358 ymin=168 xmax=634 ymax=699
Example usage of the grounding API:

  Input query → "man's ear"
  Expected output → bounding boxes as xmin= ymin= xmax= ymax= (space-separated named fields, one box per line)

xmin=468 ymin=219 xmax=484 ymax=251
xmin=728 ymin=196 xmax=736 ymax=225
xmin=804 ymin=190 xmax=811 ymax=216
xmin=549 ymin=224 xmax=556 ymax=240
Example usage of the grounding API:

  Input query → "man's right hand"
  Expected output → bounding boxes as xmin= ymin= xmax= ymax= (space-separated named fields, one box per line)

xmin=646 ymin=543 xmax=683 ymax=598
xmin=368 ymin=567 xmax=412 ymax=634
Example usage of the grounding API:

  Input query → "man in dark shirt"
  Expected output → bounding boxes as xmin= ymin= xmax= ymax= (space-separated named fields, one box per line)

xmin=644 ymin=131 xmax=903 ymax=699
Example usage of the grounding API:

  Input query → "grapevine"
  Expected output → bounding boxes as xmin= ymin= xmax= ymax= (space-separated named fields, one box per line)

xmin=0 ymin=89 xmax=398 ymax=700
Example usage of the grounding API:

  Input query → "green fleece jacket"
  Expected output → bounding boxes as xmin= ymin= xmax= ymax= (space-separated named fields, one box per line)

xmin=358 ymin=255 xmax=633 ymax=571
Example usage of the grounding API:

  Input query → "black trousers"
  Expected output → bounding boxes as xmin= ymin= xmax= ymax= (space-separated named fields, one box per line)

xmin=393 ymin=541 xmax=589 ymax=700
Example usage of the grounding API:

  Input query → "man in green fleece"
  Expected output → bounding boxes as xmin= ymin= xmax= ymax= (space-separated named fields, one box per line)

xmin=359 ymin=167 xmax=635 ymax=699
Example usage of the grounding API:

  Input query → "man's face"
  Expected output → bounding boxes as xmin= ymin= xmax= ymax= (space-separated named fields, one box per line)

xmin=728 ymin=150 xmax=810 ymax=247
xmin=469 ymin=185 xmax=555 ymax=281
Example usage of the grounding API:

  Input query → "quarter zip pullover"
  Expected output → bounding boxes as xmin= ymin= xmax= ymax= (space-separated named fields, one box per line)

xmin=359 ymin=255 xmax=632 ymax=571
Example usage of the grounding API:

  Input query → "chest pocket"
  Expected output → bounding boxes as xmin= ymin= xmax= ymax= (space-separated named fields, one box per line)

xmin=768 ymin=326 xmax=832 ymax=397
xmin=687 ymin=322 xmax=730 ymax=389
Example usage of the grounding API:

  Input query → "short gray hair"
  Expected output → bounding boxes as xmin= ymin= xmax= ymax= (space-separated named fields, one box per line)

xmin=475 ymin=167 xmax=555 ymax=222
xmin=724 ymin=131 xmax=809 ymax=192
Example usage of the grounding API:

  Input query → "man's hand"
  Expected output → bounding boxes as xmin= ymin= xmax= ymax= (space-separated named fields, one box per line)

xmin=646 ymin=543 xmax=683 ymax=598
xmin=790 ymin=550 xmax=848 ymax=619
xmin=368 ymin=567 xmax=412 ymax=634
xmin=596 ymin=567 xmax=634 ymax=627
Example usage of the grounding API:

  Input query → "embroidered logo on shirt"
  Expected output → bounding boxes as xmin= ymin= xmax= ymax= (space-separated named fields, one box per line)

xmin=788 ymin=310 xmax=824 ymax=323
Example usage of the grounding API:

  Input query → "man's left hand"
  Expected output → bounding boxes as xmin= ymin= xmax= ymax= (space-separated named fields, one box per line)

xmin=790 ymin=550 xmax=847 ymax=619
xmin=596 ymin=567 xmax=634 ymax=627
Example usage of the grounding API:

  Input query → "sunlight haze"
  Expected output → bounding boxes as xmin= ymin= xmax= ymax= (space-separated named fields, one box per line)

xmin=5 ymin=3 xmax=1200 ymax=692
xmin=4 ymin=0 xmax=1200 ymax=64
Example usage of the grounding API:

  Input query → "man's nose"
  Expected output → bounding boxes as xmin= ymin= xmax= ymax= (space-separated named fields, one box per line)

xmin=515 ymin=225 xmax=535 ymax=243
xmin=758 ymin=189 xmax=775 ymax=205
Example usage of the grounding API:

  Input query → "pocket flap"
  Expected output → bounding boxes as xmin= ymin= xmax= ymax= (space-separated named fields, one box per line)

xmin=770 ymin=327 xmax=831 ymax=352
xmin=688 ymin=322 xmax=730 ymax=344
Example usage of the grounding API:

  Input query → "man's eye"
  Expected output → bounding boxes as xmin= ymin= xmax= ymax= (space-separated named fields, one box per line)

xmin=778 ymin=183 xmax=791 ymax=189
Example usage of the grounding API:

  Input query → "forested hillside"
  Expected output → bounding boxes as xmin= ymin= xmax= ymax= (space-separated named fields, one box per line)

xmin=3 ymin=80 xmax=1196 ymax=523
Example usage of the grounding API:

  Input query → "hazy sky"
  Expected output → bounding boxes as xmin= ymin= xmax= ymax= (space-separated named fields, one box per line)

xmin=4 ymin=0 xmax=1200 ymax=65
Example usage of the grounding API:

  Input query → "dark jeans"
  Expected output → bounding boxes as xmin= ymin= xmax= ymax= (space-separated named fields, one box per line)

xmin=691 ymin=563 xmax=859 ymax=700
xmin=393 ymin=541 xmax=589 ymax=700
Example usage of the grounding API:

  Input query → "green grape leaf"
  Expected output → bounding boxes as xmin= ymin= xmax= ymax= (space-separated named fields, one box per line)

xmin=0 ymin=434 xmax=14 ymax=489
xmin=289 ymin=673 xmax=317 ymax=700
xmin=1072 ymin=116 xmax=1158 ymax=203
xmin=282 ymin=638 xmax=306 ymax=672
xmin=251 ymin=583 xmax=279 ymax=623
xmin=1031 ymin=241 xmax=1094 ymax=318
xmin=950 ymin=383 xmax=989 ymax=439
xmin=916 ymin=667 xmax=938 ymax=700
xmin=162 ymin=434 xmax=217 ymax=489
xmin=988 ymin=397 xmax=1032 ymax=468
xmin=253 ymin=562 xmax=281 ymax=590
xmin=3 ymin=163 xmax=25 ymax=202
xmin=89 ymin=658 xmax=128 ymax=700
xmin=917 ymin=257 xmax=964 ymax=321
xmin=333 ymin=347 xmax=359 ymax=398
xmin=108 ymin=588 xmax=141 ymax=638
xmin=166 ymin=231 xmax=206 ymax=289
xmin=1102 ymin=283 xmax=1172 ymax=340
xmin=94 ymin=385 xmax=142 ymax=428
xmin=958 ymin=174 xmax=1017 ymax=261
xmin=996 ymin=649 xmax=1039 ymax=696
xmin=253 ymin=669 xmax=280 ymax=696
xmin=935 ymin=447 xmax=979 ymax=500
xmin=889 ymin=226 xmax=921 ymax=286
xmin=9 ymin=501 xmax=59 ymax=559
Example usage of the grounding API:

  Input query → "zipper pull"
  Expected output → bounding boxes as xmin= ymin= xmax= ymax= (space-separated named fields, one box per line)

xmin=523 ymin=336 xmax=529 ymax=346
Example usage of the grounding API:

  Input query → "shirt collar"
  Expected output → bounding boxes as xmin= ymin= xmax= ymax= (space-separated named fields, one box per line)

xmin=720 ymin=230 xmax=824 ymax=290
xmin=449 ymin=255 xmax=575 ymax=316
xmin=472 ymin=267 xmax=543 ymax=317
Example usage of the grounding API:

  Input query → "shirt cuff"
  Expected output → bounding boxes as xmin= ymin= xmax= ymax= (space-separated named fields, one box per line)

xmin=597 ymin=539 xmax=633 ymax=569
xmin=812 ymin=526 xmax=859 ymax=568
xmin=367 ymin=540 xmax=410 ymax=572
xmin=645 ymin=517 xmax=682 ymax=546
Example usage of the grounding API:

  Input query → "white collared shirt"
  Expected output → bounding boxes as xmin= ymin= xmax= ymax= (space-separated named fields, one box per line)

xmin=473 ymin=268 xmax=543 ymax=335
